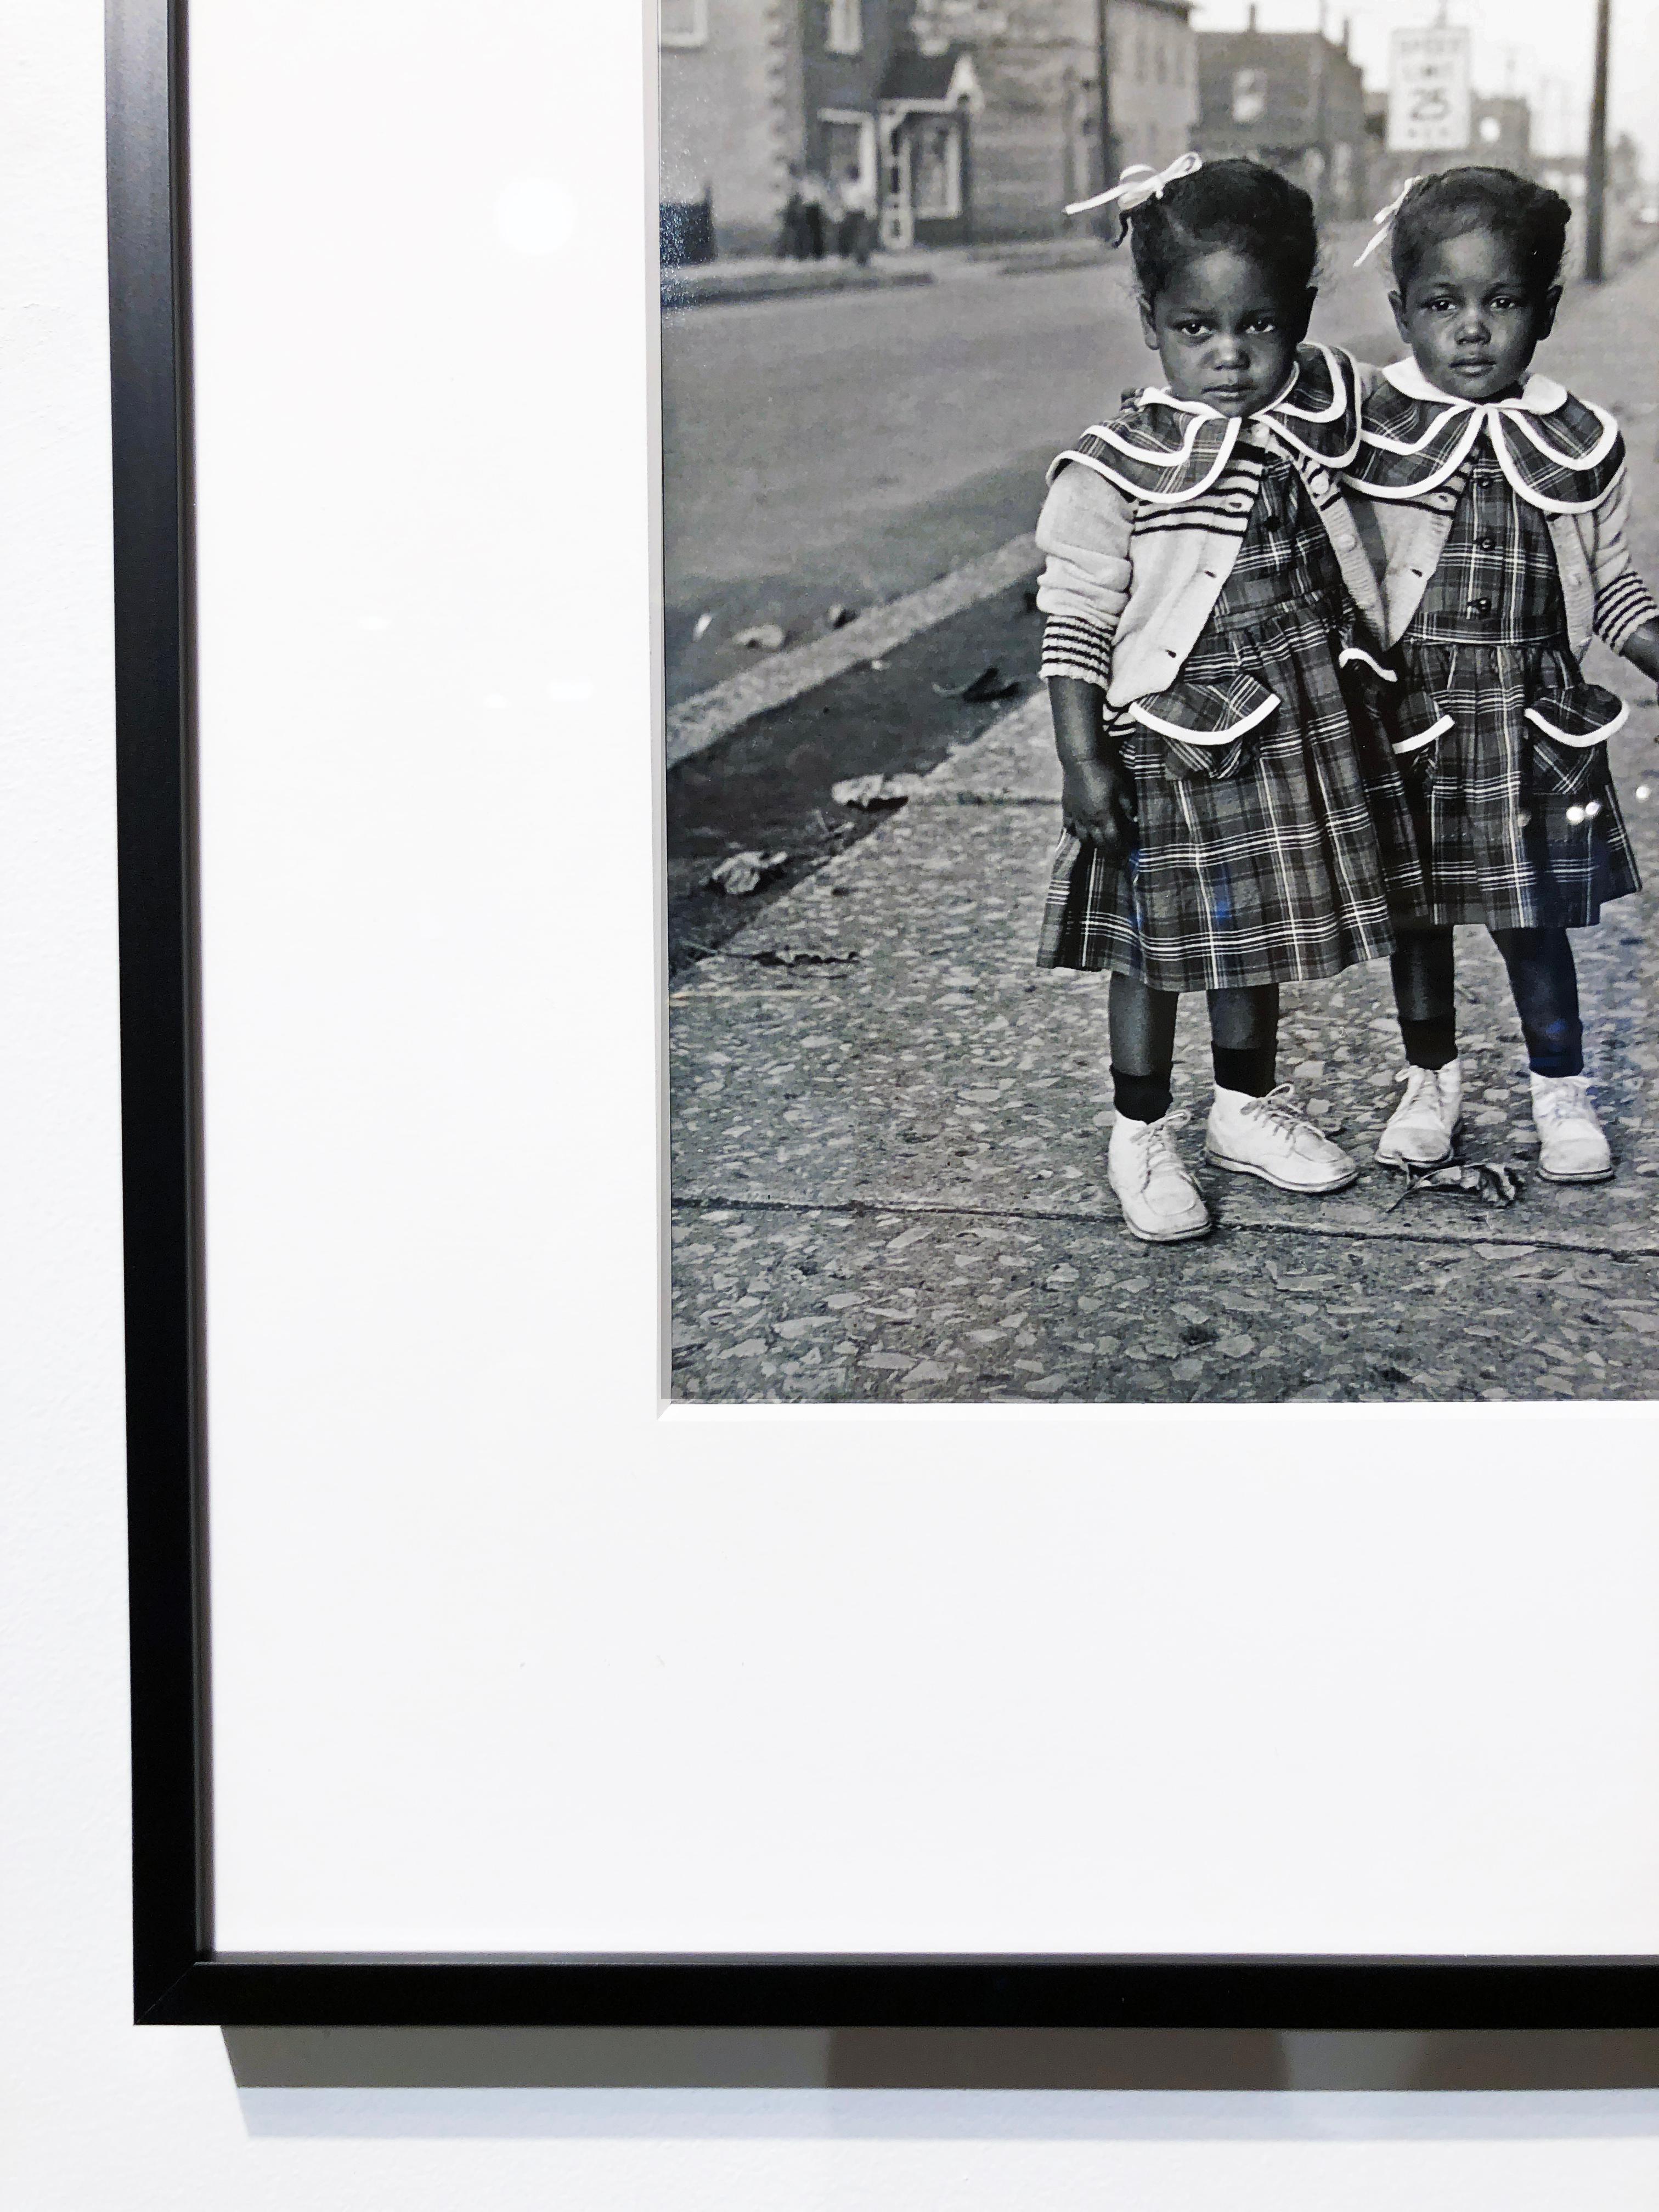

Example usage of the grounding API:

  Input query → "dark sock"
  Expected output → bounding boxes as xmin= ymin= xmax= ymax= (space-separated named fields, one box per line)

xmin=1493 ymin=928 xmax=1584 ymax=1077
xmin=1112 ymin=1066 xmax=1172 ymax=1124
xmin=1523 ymin=1023 xmax=1584 ymax=1080
xmin=1212 ymin=1043 xmax=1276 ymax=1097
xmin=1400 ymin=1014 xmax=1457 ymax=1070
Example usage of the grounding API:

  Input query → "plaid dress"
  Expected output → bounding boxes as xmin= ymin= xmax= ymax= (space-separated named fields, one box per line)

xmin=1384 ymin=436 xmax=1640 ymax=930
xmin=1037 ymin=448 xmax=1423 ymax=991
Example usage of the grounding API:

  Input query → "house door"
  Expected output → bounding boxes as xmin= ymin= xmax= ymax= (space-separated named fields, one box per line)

xmin=881 ymin=120 xmax=913 ymax=251
xmin=910 ymin=116 xmax=964 ymax=235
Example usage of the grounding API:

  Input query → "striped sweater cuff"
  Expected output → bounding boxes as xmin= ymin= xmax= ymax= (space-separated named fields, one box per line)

xmin=1594 ymin=570 xmax=1659 ymax=654
xmin=1039 ymin=615 xmax=1114 ymax=691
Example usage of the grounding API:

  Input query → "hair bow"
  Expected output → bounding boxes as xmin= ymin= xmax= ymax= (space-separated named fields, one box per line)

xmin=1354 ymin=175 xmax=1423 ymax=268
xmin=1066 ymin=152 xmax=1202 ymax=220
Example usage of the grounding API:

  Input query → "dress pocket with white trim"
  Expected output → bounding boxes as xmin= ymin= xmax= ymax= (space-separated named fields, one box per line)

xmin=1127 ymin=672 xmax=1278 ymax=782
xmin=1523 ymin=682 xmax=1627 ymax=800
xmin=1383 ymin=674 xmax=1454 ymax=762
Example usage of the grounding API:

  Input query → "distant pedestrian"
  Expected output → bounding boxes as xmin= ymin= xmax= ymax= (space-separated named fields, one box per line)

xmin=799 ymin=168 xmax=830 ymax=261
xmin=778 ymin=165 xmax=810 ymax=260
xmin=837 ymin=163 xmax=876 ymax=265
xmin=1347 ymin=168 xmax=1659 ymax=1187
xmin=1035 ymin=156 xmax=1424 ymax=1245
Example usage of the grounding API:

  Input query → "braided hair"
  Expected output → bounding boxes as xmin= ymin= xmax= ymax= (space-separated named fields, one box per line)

xmin=1389 ymin=167 xmax=1572 ymax=296
xmin=1126 ymin=159 xmax=1319 ymax=311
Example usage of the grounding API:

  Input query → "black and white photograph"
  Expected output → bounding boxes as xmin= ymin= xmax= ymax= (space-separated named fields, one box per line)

xmin=662 ymin=0 xmax=1659 ymax=1407
xmin=24 ymin=3 xmax=1659 ymax=2186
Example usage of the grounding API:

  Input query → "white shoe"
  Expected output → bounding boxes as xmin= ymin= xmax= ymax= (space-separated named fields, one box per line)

xmin=1205 ymin=1084 xmax=1358 ymax=1195
xmin=1376 ymin=1057 xmax=1462 ymax=1170
xmin=1531 ymin=1072 xmax=1613 ymax=1183
xmin=1108 ymin=1112 xmax=1212 ymax=1244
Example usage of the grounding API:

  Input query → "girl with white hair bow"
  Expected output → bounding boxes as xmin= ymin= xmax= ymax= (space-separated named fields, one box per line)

xmin=1035 ymin=156 xmax=1426 ymax=1246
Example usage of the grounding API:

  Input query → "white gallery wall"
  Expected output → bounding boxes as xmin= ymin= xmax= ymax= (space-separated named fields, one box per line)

xmin=6 ymin=0 xmax=1659 ymax=2204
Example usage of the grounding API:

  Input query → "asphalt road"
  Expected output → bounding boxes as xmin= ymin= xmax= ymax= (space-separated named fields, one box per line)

xmin=661 ymin=227 xmax=1396 ymax=707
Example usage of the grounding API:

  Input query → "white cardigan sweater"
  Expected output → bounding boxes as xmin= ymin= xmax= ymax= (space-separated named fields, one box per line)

xmin=1035 ymin=345 xmax=1386 ymax=710
xmin=1344 ymin=356 xmax=1659 ymax=658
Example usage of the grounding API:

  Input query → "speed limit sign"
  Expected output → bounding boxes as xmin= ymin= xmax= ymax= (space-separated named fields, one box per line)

xmin=1387 ymin=26 xmax=1472 ymax=152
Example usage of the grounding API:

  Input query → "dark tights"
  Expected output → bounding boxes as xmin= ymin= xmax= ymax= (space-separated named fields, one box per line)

xmin=1391 ymin=925 xmax=1583 ymax=1079
xmin=1109 ymin=975 xmax=1278 ymax=1123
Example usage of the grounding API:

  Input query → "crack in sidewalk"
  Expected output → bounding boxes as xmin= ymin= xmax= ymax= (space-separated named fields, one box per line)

xmin=670 ymin=1189 xmax=1659 ymax=1260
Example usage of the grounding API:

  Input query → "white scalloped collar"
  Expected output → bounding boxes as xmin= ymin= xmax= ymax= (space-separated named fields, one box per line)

xmin=1381 ymin=356 xmax=1568 ymax=415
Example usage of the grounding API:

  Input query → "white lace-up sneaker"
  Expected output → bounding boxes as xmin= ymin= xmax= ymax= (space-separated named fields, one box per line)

xmin=1530 ymin=1072 xmax=1613 ymax=1183
xmin=1376 ymin=1057 xmax=1463 ymax=1170
xmin=1107 ymin=1113 xmax=1212 ymax=1244
xmin=1205 ymin=1084 xmax=1359 ymax=1195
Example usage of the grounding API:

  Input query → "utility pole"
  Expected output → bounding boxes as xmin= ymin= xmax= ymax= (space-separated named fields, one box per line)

xmin=1585 ymin=0 xmax=1612 ymax=283
xmin=1094 ymin=0 xmax=1116 ymax=199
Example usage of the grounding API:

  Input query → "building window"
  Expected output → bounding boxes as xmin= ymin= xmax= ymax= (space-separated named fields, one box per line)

xmin=1232 ymin=68 xmax=1267 ymax=125
xmin=659 ymin=0 xmax=707 ymax=48
xmin=826 ymin=0 xmax=862 ymax=54
xmin=821 ymin=109 xmax=877 ymax=201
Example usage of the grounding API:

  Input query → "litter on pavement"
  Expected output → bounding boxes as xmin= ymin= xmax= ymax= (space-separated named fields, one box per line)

xmin=707 ymin=849 xmax=789 ymax=896
xmin=1386 ymin=1160 xmax=1525 ymax=1211
xmin=832 ymin=773 xmax=916 ymax=810
xmin=961 ymin=664 xmax=1023 ymax=703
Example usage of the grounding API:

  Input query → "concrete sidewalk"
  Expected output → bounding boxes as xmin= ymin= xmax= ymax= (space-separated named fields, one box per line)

xmin=668 ymin=258 xmax=1659 ymax=1407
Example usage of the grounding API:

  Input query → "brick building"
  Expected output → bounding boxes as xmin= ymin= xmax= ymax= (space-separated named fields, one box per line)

xmin=898 ymin=0 xmax=1196 ymax=244
xmin=800 ymin=0 xmax=906 ymax=229
xmin=658 ymin=0 xmax=806 ymax=258
xmin=1195 ymin=15 xmax=1369 ymax=222
xmin=1105 ymin=0 xmax=1200 ymax=179
xmin=658 ymin=0 xmax=1198 ymax=259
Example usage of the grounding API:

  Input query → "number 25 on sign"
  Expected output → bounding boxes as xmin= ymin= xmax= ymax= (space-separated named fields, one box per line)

xmin=1387 ymin=26 xmax=1473 ymax=153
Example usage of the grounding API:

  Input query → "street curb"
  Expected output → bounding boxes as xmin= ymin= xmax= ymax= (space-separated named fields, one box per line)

xmin=665 ymin=534 xmax=1042 ymax=770
xmin=662 ymin=240 xmax=1110 ymax=311
xmin=663 ymin=266 xmax=936 ymax=310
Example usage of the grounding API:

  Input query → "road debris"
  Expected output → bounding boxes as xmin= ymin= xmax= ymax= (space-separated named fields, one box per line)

xmin=680 ymin=940 xmax=857 ymax=967
xmin=707 ymin=849 xmax=789 ymax=896
xmin=826 ymin=603 xmax=858 ymax=630
xmin=732 ymin=622 xmax=787 ymax=652
xmin=745 ymin=946 xmax=859 ymax=968
xmin=692 ymin=611 xmax=713 ymax=640
xmin=1385 ymin=1159 xmax=1525 ymax=1211
xmin=961 ymin=664 xmax=1023 ymax=703
xmin=832 ymin=772 xmax=915 ymax=810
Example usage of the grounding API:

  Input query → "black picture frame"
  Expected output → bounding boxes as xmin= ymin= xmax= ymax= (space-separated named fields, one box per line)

xmin=110 ymin=0 xmax=1659 ymax=2031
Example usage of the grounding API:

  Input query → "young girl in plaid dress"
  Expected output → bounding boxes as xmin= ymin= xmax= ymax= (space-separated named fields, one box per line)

xmin=1348 ymin=170 xmax=1659 ymax=1183
xmin=1036 ymin=157 xmax=1424 ymax=1243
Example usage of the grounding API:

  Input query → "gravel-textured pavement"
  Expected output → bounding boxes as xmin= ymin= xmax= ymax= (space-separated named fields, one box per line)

xmin=669 ymin=253 xmax=1659 ymax=1407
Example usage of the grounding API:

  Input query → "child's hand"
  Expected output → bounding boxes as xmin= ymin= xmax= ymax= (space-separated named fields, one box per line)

xmin=1062 ymin=758 xmax=1135 ymax=859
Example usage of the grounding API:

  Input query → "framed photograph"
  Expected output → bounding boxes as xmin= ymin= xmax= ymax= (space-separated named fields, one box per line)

xmin=117 ymin=0 xmax=1659 ymax=2028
